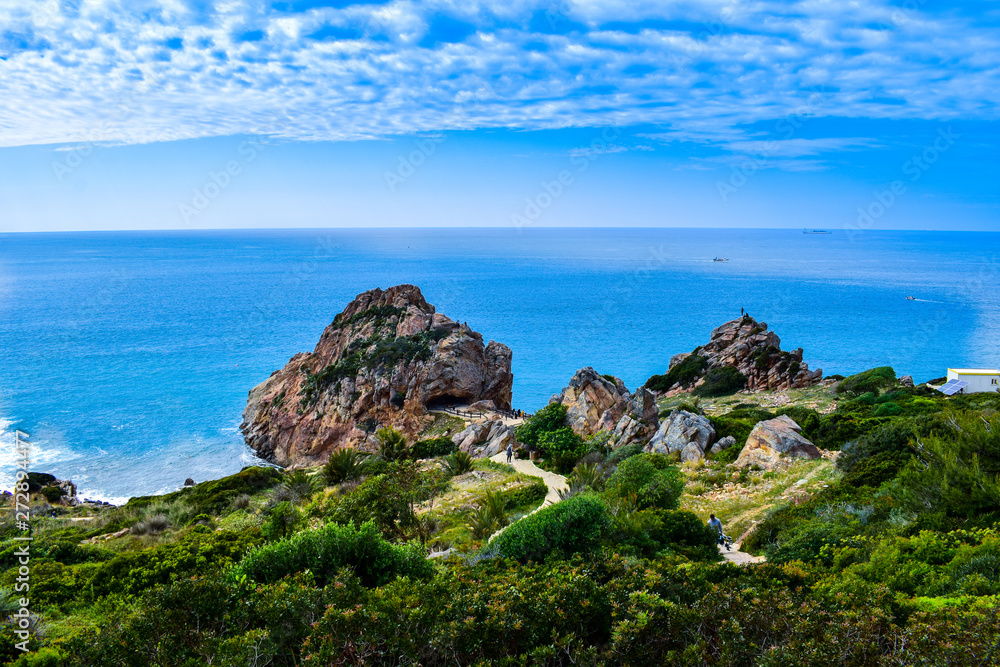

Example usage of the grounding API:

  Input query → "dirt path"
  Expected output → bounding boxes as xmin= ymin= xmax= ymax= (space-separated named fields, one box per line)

xmin=721 ymin=545 xmax=766 ymax=565
xmin=485 ymin=453 xmax=568 ymax=543
xmin=489 ymin=452 xmax=567 ymax=507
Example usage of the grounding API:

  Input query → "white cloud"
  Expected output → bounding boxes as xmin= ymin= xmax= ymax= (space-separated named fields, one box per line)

xmin=0 ymin=0 xmax=997 ymax=157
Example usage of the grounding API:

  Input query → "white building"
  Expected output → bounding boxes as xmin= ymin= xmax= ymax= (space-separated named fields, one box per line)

xmin=945 ymin=368 xmax=1000 ymax=394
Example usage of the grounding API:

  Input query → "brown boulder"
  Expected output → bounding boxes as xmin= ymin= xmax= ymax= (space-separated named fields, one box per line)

xmin=240 ymin=285 xmax=513 ymax=467
xmin=549 ymin=368 xmax=658 ymax=448
xmin=734 ymin=415 xmax=821 ymax=468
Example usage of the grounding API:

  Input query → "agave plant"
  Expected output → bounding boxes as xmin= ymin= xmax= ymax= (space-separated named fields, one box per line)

xmin=445 ymin=451 xmax=474 ymax=476
xmin=323 ymin=448 xmax=362 ymax=484
xmin=466 ymin=505 xmax=498 ymax=540
xmin=480 ymin=489 xmax=509 ymax=529
xmin=568 ymin=462 xmax=608 ymax=491
xmin=376 ymin=426 xmax=408 ymax=462
xmin=280 ymin=469 xmax=321 ymax=503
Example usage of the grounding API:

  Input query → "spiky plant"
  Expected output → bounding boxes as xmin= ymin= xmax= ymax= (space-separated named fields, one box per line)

xmin=323 ymin=448 xmax=362 ymax=484
xmin=568 ymin=462 xmax=608 ymax=491
xmin=376 ymin=426 xmax=408 ymax=462
xmin=281 ymin=469 xmax=321 ymax=503
xmin=445 ymin=451 xmax=474 ymax=476
xmin=479 ymin=489 xmax=509 ymax=529
xmin=466 ymin=505 xmax=498 ymax=540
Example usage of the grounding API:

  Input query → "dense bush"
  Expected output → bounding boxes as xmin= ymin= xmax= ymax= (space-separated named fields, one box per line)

xmin=410 ymin=436 xmax=456 ymax=459
xmin=68 ymin=527 xmax=263 ymax=602
xmin=234 ymin=521 xmax=432 ymax=587
xmin=692 ymin=366 xmax=747 ymax=397
xmin=645 ymin=352 xmax=707 ymax=391
xmin=505 ymin=479 xmax=548 ymax=509
xmin=492 ymin=494 xmax=611 ymax=562
xmin=537 ymin=427 xmax=587 ymax=473
xmin=326 ymin=469 xmax=418 ymax=537
xmin=515 ymin=402 xmax=569 ymax=450
xmin=604 ymin=454 xmax=684 ymax=511
xmin=836 ymin=366 xmax=897 ymax=396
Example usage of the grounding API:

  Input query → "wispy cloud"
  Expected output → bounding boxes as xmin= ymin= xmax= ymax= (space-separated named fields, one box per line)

xmin=0 ymin=0 xmax=997 ymax=164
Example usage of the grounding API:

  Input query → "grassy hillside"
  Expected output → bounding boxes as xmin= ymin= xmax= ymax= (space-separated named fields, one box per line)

xmin=2 ymin=368 xmax=1000 ymax=665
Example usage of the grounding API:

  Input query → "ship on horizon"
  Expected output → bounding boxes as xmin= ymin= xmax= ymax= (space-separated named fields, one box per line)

xmin=803 ymin=229 xmax=832 ymax=234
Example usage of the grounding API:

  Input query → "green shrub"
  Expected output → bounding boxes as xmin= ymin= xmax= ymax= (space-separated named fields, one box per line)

xmin=515 ymin=402 xmax=569 ymax=450
xmin=233 ymin=521 xmax=432 ymax=587
xmin=712 ymin=444 xmax=741 ymax=464
xmin=692 ymin=366 xmax=747 ymax=397
xmin=262 ymin=501 xmax=302 ymax=540
xmin=836 ymin=366 xmax=897 ymax=396
xmin=605 ymin=454 xmax=684 ymax=511
xmin=606 ymin=442 xmax=645 ymax=466
xmin=80 ymin=528 xmax=263 ymax=600
xmin=410 ymin=437 xmax=456 ymax=459
xmin=537 ymin=427 xmax=586 ymax=473
xmin=505 ymin=480 xmax=548 ymax=509
xmin=40 ymin=486 xmax=64 ymax=503
xmin=874 ymin=401 xmax=903 ymax=417
xmin=492 ymin=494 xmax=610 ymax=561
xmin=645 ymin=353 xmax=707 ymax=391
xmin=652 ymin=510 xmax=721 ymax=560
xmin=326 ymin=471 xmax=417 ymax=536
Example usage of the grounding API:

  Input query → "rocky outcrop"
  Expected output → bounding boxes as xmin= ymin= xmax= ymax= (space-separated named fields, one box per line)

xmin=647 ymin=409 xmax=716 ymax=461
xmin=734 ymin=415 xmax=821 ymax=468
xmin=549 ymin=367 xmax=658 ymax=449
xmin=710 ymin=435 xmax=737 ymax=455
xmin=664 ymin=315 xmax=822 ymax=392
xmin=241 ymin=285 xmax=513 ymax=467
xmin=452 ymin=420 xmax=516 ymax=458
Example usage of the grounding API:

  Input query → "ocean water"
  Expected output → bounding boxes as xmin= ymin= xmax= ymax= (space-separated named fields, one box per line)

xmin=0 ymin=228 xmax=998 ymax=502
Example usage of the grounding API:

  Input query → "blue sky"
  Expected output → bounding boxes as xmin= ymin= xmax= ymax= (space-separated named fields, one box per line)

xmin=0 ymin=0 xmax=998 ymax=231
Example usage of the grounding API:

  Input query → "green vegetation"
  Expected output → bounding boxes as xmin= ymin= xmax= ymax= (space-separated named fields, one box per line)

xmin=8 ymin=366 xmax=1000 ymax=666
xmin=645 ymin=351 xmax=707 ymax=391
xmin=692 ymin=366 xmax=747 ymax=397
xmin=410 ymin=436 xmax=456 ymax=459
xmin=300 ymin=327 xmax=450 ymax=406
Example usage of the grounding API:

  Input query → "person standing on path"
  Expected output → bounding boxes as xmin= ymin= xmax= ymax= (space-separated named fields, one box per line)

xmin=506 ymin=443 xmax=513 ymax=464
xmin=708 ymin=514 xmax=723 ymax=542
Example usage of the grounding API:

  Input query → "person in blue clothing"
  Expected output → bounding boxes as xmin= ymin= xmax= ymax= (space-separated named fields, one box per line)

xmin=708 ymin=514 xmax=724 ymax=543
xmin=506 ymin=443 xmax=514 ymax=463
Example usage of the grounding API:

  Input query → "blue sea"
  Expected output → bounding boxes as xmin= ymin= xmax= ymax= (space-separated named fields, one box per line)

xmin=1 ymin=228 xmax=998 ymax=502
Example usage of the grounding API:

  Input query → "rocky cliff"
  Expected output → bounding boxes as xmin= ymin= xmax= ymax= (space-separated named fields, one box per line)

xmin=665 ymin=315 xmax=822 ymax=392
xmin=549 ymin=367 xmax=658 ymax=448
xmin=241 ymin=285 xmax=513 ymax=467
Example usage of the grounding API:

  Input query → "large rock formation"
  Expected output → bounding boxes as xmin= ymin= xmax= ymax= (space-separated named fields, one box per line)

xmin=452 ymin=420 xmax=517 ymax=458
xmin=734 ymin=415 xmax=821 ymax=468
xmin=549 ymin=367 xmax=658 ymax=448
xmin=241 ymin=285 xmax=513 ymax=467
xmin=647 ymin=409 xmax=716 ymax=461
xmin=665 ymin=315 xmax=822 ymax=392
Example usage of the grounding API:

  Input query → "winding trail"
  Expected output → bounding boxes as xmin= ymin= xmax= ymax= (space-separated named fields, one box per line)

xmin=486 ymin=452 xmax=568 ymax=542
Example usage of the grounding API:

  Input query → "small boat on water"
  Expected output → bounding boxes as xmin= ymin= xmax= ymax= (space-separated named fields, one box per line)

xmin=803 ymin=229 xmax=832 ymax=234
xmin=906 ymin=296 xmax=916 ymax=301
xmin=713 ymin=257 xmax=729 ymax=262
